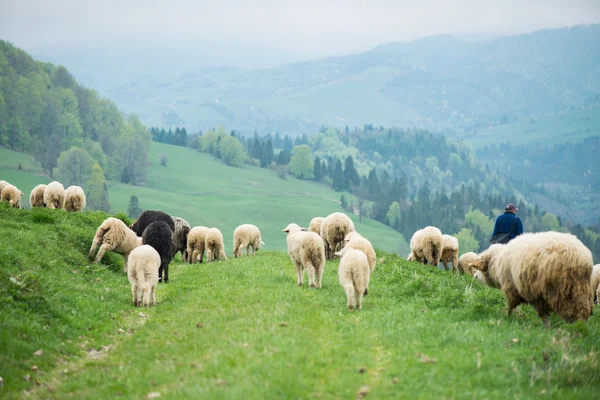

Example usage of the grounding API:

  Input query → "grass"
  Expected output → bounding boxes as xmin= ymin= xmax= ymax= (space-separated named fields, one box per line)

xmin=1 ymin=205 xmax=599 ymax=399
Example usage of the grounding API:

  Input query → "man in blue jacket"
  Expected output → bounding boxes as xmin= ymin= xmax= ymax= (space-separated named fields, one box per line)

xmin=490 ymin=204 xmax=524 ymax=244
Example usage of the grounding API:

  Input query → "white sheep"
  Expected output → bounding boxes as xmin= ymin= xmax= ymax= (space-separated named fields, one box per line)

xmin=335 ymin=247 xmax=370 ymax=310
xmin=29 ymin=184 xmax=47 ymax=208
xmin=591 ymin=264 xmax=600 ymax=305
xmin=233 ymin=224 xmax=264 ymax=257
xmin=440 ymin=234 xmax=459 ymax=272
xmin=471 ymin=232 xmax=593 ymax=326
xmin=457 ymin=252 xmax=480 ymax=275
xmin=308 ymin=217 xmax=324 ymax=235
xmin=205 ymin=227 xmax=227 ymax=262
xmin=283 ymin=223 xmax=326 ymax=288
xmin=186 ymin=226 xmax=210 ymax=263
xmin=408 ymin=226 xmax=443 ymax=267
xmin=320 ymin=212 xmax=355 ymax=260
xmin=0 ymin=184 xmax=23 ymax=208
xmin=63 ymin=185 xmax=86 ymax=212
xmin=127 ymin=245 xmax=160 ymax=307
xmin=343 ymin=231 xmax=376 ymax=274
xmin=89 ymin=217 xmax=142 ymax=272
xmin=44 ymin=181 xmax=66 ymax=209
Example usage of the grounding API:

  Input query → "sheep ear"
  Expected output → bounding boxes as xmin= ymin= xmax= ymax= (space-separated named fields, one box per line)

xmin=470 ymin=259 xmax=485 ymax=272
xmin=301 ymin=227 xmax=307 ymax=231
xmin=282 ymin=229 xmax=289 ymax=233
xmin=334 ymin=251 xmax=342 ymax=257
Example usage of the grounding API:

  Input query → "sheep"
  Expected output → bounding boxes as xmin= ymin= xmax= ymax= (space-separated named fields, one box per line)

xmin=186 ymin=226 xmax=210 ymax=264
xmin=0 ymin=180 xmax=9 ymax=195
xmin=130 ymin=210 xmax=175 ymax=236
xmin=457 ymin=252 xmax=480 ymax=275
xmin=591 ymin=264 xmax=600 ymax=305
xmin=471 ymin=232 xmax=593 ymax=327
xmin=63 ymin=185 xmax=86 ymax=212
xmin=142 ymin=221 xmax=174 ymax=283
xmin=440 ymin=234 xmax=459 ymax=272
xmin=29 ymin=184 xmax=47 ymax=208
xmin=308 ymin=217 xmax=324 ymax=235
xmin=233 ymin=224 xmax=264 ymax=257
xmin=408 ymin=226 xmax=443 ymax=267
xmin=320 ymin=212 xmax=355 ymax=260
xmin=127 ymin=245 xmax=160 ymax=307
xmin=205 ymin=227 xmax=227 ymax=262
xmin=43 ymin=181 xmax=65 ymax=209
xmin=172 ymin=216 xmax=191 ymax=262
xmin=89 ymin=217 xmax=142 ymax=272
xmin=335 ymin=247 xmax=370 ymax=310
xmin=0 ymin=184 xmax=23 ymax=208
xmin=283 ymin=223 xmax=325 ymax=288
xmin=343 ymin=231 xmax=376 ymax=273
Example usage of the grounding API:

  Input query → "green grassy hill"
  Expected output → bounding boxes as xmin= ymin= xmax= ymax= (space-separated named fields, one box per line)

xmin=1 ymin=206 xmax=598 ymax=399
xmin=0 ymin=143 xmax=409 ymax=255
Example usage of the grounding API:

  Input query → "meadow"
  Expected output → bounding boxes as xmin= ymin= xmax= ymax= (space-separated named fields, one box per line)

xmin=0 ymin=205 xmax=599 ymax=399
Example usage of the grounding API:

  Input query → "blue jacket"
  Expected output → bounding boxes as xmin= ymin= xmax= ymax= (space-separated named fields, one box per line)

xmin=491 ymin=212 xmax=523 ymax=240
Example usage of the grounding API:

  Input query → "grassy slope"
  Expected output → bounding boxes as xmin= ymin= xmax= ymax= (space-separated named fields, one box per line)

xmin=0 ymin=144 xmax=409 ymax=256
xmin=463 ymin=108 xmax=600 ymax=148
xmin=0 ymin=205 xmax=598 ymax=399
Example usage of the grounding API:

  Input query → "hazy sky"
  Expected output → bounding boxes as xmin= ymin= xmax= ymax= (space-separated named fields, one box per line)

xmin=1 ymin=0 xmax=599 ymax=56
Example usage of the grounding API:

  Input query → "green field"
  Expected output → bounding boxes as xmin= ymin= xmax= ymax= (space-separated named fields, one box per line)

xmin=463 ymin=107 xmax=600 ymax=148
xmin=1 ymin=205 xmax=598 ymax=399
xmin=0 ymin=144 xmax=409 ymax=255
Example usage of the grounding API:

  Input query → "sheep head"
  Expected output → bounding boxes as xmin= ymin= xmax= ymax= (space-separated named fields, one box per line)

xmin=282 ymin=223 xmax=306 ymax=235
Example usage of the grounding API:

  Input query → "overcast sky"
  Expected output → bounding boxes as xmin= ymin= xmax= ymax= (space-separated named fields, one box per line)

xmin=1 ymin=0 xmax=599 ymax=57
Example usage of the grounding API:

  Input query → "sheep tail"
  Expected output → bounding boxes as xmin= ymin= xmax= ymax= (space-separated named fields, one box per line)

xmin=431 ymin=242 xmax=439 ymax=265
xmin=261 ymin=240 xmax=265 ymax=246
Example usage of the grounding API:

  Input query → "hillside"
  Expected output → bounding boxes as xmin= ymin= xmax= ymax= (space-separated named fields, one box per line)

xmin=0 ymin=143 xmax=409 ymax=255
xmin=87 ymin=25 xmax=600 ymax=133
xmin=1 ymin=206 xmax=598 ymax=399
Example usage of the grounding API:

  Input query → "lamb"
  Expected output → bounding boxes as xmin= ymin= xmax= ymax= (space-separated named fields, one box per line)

xmin=457 ymin=252 xmax=480 ymax=275
xmin=591 ymin=264 xmax=600 ymax=304
xmin=320 ymin=212 xmax=355 ymax=260
xmin=172 ymin=216 xmax=191 ymax=262
xmin=233 ymin=224 xmax=264 ymax=257
xmin=335 ymin=248 xmax=370 ymax=310
xmin=142 ymin=221 xmax=174 ymax=283
xmin=29 ymin=184 xmax=47 ymax=208
xmin=408 ymin=226 xmax=443 ymax=267
xmin=127 ymin=245 xmax=160 ymax=307
xmin=471 ymin=232 xmax=593 ymax=326
xmin=308 ymin=217 xmax=324 ymax=235
xmin=440 ymin=234 xmax=459 ymax=272
xmin=0 ymin=184 xmax=23 ymax=208
xmin=186 ymin=226 xmax=210 ymax=264
xmin=89 ymin=217 xmax=142 ymax=272
xmin=130 ymin=210 xmax=175 ymax=236
xmin=63 ymin=185 xmax=86 ymax=212
xmin=283 ymin=223 xmax=326 ymax=288
xmin=43 ymin=181 xmax=66 ymax=209
xmin=343 ymin=231 xmax=376 ymax=273
xmin=205 ymin=227 xmax=227 ymax=262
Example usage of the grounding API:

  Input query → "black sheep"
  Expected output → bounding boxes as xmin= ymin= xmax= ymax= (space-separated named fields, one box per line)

xmin=142 ymin=221 xmax=174 ymax=283
xmin=130 ymin=210 xmax=175 ymax=236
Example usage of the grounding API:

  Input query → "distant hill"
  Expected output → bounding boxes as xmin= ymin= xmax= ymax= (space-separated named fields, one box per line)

xmin=77 ymin=25 xmax=600 ymax=134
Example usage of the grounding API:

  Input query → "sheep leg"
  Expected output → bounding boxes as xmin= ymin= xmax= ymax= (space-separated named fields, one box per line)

xmin=442 ymin=260 xmax=449 ymax=271
xmin=316 ymin=266 xmax=323 ymax=289
xmin=252 ymin=246 xmax=256 ymax=256
xmin=163 ymin=263 xmax=169 ymax=283
xmin=219 ymin=248 xmax=228 ymax=261
xmin=207 ymin=249 xmax=213 ymax=262
xmin=532 ymin=300 xmax=551 ymax=328
xmin=504 ymin=289 xmax=523 ymax=317
xmin=131 ymin=282 xmax=138 ymax=306
xmin=142 ymin=286 xmax=151 ymax=307
xmin=190 ymin=249 xmax=198 ymax=264
xmin=294 ymin=261 xmax=304 ymax=286
xmin=181 ymin=249 xmax=187 ymax=263
xmin=93 ymin=243 xmax=111 ymax=264
xmin=344 ymin=285 xmax=355 ymax=310
xmin=158 ymin=266 xmax=163 ymax=282
xmin=122 ymin=253 xmax=130 ymax=273
xmin=198 ymin=248 xmax=205 ymax=263
xmin=355 ymin=288 xmax=363 ymax=310
xmin=233 ymin=242 xmax=240 ymax=258
xmin=306 ymin=262 xmax=316 ymax=288
xmin=88 ymin=239 xmax=100 ymax=259
xmin=245 ymin=246 xmax=249 ymax=256
xmin=150 ymin=284 xmax=157 ymax=306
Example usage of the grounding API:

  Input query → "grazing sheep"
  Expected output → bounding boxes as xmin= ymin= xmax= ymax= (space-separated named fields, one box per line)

xmin=457 ymin=252 xmax=480 ymax=275
xmin=320 ymin=212 xmax=355 ymax=260
xmin=308 ymin=217 xmax=324 ymax=235
xmin=233 ymin=224 xmax=264 ymax=257
xmin=440 ymin=234 xmax=459 ymax=272
xmin=44 ymin=181 xmax=66 ymax=209
xmin=127 ymin=245 xmax=160 ymax=307
xmin=591 ymin=264 xmax=600 ymax=304
xmin=172 ymin=216 xmax=191 ymax=262
xmin=408 ymin=226 xmax=443 ymax=267
xmin=63 ymin=185 xmax=86 ymax=212
xmin=205 ymin=227 xmax=227 ymax=262
xmin=283 ymin=223 xmax=325 ymax=288
xmin=29 ymin=184 xmax=47 ymax=208
xmin=471 ymin=232 xmax=593 ymax=326
xmin=1 ymin=184 xmax=23 ymax=208
xmin=335 ymin=248 xmax=370 ymax=310
xmin=142 ymin=221 xmax=174 ymax=283
xmin=186 ymin=226 xmax=210 ymax=264
xmin=130 ymin=210 xmax=175 ymax=236
xmin=0 ymin=180 xmax=9 ymax=195
xmin=89 ymin=217 xmax=142 ymax=272
xmin=343 ymin=231 xmax=376 ymax=273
